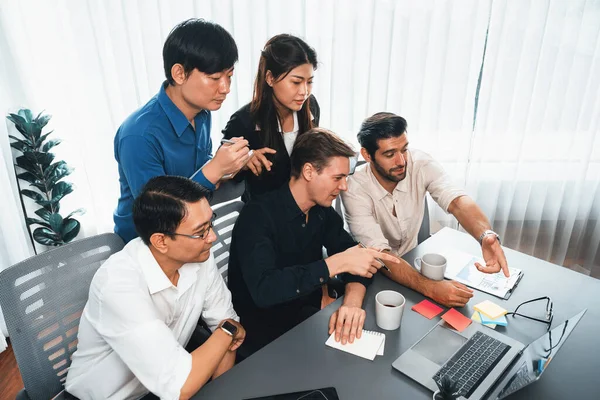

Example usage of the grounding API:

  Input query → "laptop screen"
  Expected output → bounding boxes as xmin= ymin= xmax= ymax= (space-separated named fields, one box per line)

xmin=497 ymin=309 xmax=586 ymax=398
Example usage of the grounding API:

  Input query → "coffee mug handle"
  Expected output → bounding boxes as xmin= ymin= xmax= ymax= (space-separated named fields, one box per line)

xmin=414 ymin=257 xmax=422 ymax=271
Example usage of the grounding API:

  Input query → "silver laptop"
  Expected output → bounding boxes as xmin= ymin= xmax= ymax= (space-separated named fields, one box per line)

xmin=392 ymin=309 xmax=586 ymax=399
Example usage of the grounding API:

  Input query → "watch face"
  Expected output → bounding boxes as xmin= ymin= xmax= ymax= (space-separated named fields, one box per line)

xmin=222 ymin=321 xmax=238 ymax=336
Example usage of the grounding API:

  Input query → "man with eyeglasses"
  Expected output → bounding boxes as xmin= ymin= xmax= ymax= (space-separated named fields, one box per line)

xmin=66 ymin=176 xmax=244 ymax=399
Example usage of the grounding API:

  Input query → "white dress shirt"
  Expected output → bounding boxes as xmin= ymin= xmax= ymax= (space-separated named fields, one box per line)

xmin=65 ymin=238 xmax=238 ymax=400
xmin=341 ymin=148 xmax=466 ymax=256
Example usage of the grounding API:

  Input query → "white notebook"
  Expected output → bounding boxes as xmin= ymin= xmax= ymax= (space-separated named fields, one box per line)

xmin=325 ymin=329 xmax=385 ymax=361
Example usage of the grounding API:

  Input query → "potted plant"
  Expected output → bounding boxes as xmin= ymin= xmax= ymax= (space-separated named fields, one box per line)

xmin=6 ymin=109 xmax=84 ymax=247
xmin=433 ymin=376 xmax=460 ymax=400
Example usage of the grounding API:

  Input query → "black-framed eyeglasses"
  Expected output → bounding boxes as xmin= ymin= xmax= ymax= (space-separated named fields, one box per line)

xmin=506 ymin=296 xmax=554 ymax=331
xmin=164 ymin=212 xmax=217 ymax=240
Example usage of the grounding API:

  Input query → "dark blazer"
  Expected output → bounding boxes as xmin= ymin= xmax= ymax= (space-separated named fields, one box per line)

xmin=221 ymin=95 xmax=320 ymax=202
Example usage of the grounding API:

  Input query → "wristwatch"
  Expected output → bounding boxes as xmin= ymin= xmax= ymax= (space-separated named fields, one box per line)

xmin=220 ymin=320 xmax=238 ymax=337
xmin=479 ymin=230 xmax=501 ymax=245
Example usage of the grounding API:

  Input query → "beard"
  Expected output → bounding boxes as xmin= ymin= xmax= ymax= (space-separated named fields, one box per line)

xmin=372 ymin=159 xmax=407 ymax=183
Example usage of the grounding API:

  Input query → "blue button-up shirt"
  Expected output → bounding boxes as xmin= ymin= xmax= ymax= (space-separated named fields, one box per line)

xmin=114 ymin=82 xmax=216 ymax=243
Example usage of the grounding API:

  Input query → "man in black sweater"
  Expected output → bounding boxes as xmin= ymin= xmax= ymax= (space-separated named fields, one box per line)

xmin=228 ymin=128 xmax=398 ymax=354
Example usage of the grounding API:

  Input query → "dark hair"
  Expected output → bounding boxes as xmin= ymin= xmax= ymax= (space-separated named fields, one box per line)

xmin=250 ymin=34 xmax=318 ymax=152
xmin=133 ymin=176 xmax=212 ymax=245
xmin=357 ymin=112 xmax=408 ymax=158
xmin=290 ymin=128 xmax=356 ymax=178
xmin=163 ymin=18 xmax=238 ymax=85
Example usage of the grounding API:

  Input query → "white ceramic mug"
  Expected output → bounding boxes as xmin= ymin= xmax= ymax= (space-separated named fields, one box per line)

xmin=414 ymin=253 xmax=447 ymax=281
xmin=375 ymin=290 xmax=406 ymax=330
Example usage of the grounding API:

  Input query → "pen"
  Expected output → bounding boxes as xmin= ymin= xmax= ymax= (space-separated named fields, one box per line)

xmin=220 ymin=138 xmax=253 ymax=157
xmin=358 ymin=242 xmax=391 ymax=272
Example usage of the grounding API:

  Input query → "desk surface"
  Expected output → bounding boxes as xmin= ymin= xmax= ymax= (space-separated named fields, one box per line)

xmin=194 ymin=227 xmax=600 ymax=399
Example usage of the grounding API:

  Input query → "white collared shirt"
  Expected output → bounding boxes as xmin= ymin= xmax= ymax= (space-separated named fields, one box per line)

xmin=279 ymin=111 xmax=299 ymax=156
xmin=341 ymin=149 xmax=466 ymax=256
xmin=65 ymin=238 xmax=238 ymax=400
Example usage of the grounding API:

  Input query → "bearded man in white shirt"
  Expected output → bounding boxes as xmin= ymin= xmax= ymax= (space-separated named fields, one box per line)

xmin=65 ymin=176 xmax=245 ymax=400
xmin=341 ymin=112 xmax=509 ymax=308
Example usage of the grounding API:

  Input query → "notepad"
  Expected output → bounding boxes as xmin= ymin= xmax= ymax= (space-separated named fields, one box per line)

xmin=441 ymin=308 xmax=472 ymax=332
xmin=412 ymin=299 xmax=444 ymax=319
xmin=479 ymin=312 xmax=508 ymax=327
xmin=472 ymin=311 xmax=497 ymax=329
xmin=474 ymin=300 xmax=508 ymax=320
xmin=325 ymin=330 xmax=385 ymax=361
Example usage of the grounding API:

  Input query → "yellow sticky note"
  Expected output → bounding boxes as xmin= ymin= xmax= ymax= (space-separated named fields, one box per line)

xmin=474 ymin=300 xmax=507 ymax=320
xmin=471 ymin=311 xmax=497 ymax=329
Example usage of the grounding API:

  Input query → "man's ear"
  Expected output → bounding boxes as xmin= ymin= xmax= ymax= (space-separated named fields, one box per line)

xmin=302 ymin=162 xmax=316 ymax=181
xmin=360 ymin=148 xmax=372 ymax=163
xmin=149 ymin=233 xmax=169 ymax=254
xmin=170 ymin=63 xmax=188 ymax=85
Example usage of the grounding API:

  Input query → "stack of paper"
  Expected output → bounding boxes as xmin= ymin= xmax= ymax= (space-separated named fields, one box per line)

xmin=325 ymin=330 xmax=385 ymax=361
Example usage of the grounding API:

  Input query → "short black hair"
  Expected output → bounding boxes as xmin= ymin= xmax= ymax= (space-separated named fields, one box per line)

xmin=290 ymin=128 xmax=356 ymax=178
xmin=163 ymin=18 xmax=238 ymax=85
xmin=133 ymin=176 xmax=212 ymax=245
xmin=357 ymin=112 xmax=408 ymax=158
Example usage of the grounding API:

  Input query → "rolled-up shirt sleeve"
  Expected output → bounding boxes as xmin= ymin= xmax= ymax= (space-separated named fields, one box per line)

xmin=341 ymin=182 xmax=392 ymax=252
xmin=89 ymin=270 xmax=191 ymax=400
xmin=420 ymin=158 xmax=466 ymax=212
xmin=233 ymin=203 xmax=330 ymax=308
xmin=201 ymin=257 xmax=239 ymax=332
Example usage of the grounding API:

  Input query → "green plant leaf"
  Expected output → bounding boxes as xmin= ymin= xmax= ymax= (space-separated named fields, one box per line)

xmin=47 ymin=164 xmax=73 ymax=187
xmin=61 ymin=219 xmax=80 ymax=243
xmin=7 ymin=113 xmax=26 ymax=127
xmin=44 ymin=161 xmax=66 ymax=179
xmin=65 ymin=208 xmax=86 ymax=219
xmin=35 ymin=208 xmax=52 ymax=222
xmin=33 ymin=227 xmax=62 ymax=246
xmin=35 ymin=114 xmax=52 ymax=130
xmin=25 ymin=217 xmax=51 ymax=229
xmin=24 ymin=151 xmax=54 ymax=168
xmin=52 ymin=181 xmax=74 ymax=200
xmin=49 ymin=213 xmax=63 ymax=233
xmin=16 ymin=171 xmax=39 ymax=184
xmin=19 ymin=109 xmax=33 ymax=123
xmin=9 ymin=135 xmax=35 ymax=150
xmin=42 ymin=138 xmax=61 ymax=152
xmin=21 ymin=189 xmax=45 ymax=202
xmin=35 ymin=131 xmax=54 ymax=148
xmin=15 ymin=155 xmax=40 ymax=174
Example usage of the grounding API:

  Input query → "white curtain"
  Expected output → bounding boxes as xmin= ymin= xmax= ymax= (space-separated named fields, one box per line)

xmin=0 ymin=0 xmax=599 ymax=348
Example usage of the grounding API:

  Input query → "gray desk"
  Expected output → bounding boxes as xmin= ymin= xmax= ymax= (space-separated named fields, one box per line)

xmin=194 ymin=227 xmax=600 ymax=399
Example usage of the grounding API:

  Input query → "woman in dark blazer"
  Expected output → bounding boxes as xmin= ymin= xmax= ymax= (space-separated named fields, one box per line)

xmin=222 ymin=34 xmax=320 ymax=202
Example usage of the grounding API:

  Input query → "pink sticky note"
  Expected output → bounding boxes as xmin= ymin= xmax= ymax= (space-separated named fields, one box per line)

xmin=412 ymin=300 xmax=444 ymax=319
xmin=441 ymin=308 xmax=472 ymax=332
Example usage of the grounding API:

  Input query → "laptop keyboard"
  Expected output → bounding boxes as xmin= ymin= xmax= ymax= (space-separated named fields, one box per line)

xmin=433 ymin=331 xmax=510 ymax=398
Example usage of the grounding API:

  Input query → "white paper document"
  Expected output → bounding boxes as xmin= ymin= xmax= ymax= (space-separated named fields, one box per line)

xmin=441 ymin=248 xmax=523 ymax=299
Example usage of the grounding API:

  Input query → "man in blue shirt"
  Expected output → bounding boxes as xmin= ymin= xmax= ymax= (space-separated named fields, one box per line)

xmin=114 ymin=19 xmax=250 ymax=243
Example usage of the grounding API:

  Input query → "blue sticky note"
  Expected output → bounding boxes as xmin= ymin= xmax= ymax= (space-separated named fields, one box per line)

xmin=479 ymin=312 xmax=508 ymax=326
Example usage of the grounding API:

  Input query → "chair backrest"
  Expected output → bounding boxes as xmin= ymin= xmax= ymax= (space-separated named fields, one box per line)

xmin=211 ymin=201 xmax=245 ymax=283
xmin=209 ymin=179 xmax=245 ymax=206
xmin=0 ymin=233 xmax=124 ymax=400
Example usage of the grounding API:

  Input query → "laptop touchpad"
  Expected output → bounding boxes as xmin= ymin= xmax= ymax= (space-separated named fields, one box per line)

xmin=412 ymin=325 xmax=468 ymax=366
